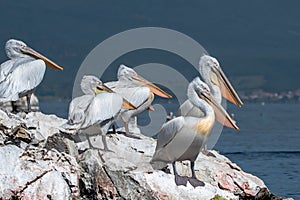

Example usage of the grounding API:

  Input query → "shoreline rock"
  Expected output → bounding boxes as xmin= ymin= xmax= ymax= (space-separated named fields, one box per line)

xmin=0 ymin=111 xmax=293 ymax=200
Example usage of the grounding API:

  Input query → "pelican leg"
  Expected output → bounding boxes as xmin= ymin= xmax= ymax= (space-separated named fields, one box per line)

xmin=107 ymin=124 xmax=117 ymax=134
xmin=201 ymin=145 xmax=216 ymax=157
xmin=26 ymin=94 xmax=31 ymax=113
xmin=172 ymin=162 xmax=188 ymax=186
xmin=102 ymin=135 xmax=113 ymax=152
xmin=11 ymin=101 xmax=18 ymax=113
xmin=102 ymin=135 xmax=108 ymax=150
xmin=86 ymin=135 xmax=113 ymax=152
xmin=87 ymin=136 xmax=96 ymax=149
xmin=188 ymin=161 xmax=205 ymax=187
xmin=124 ymin=121 xmax=130 ymax=135
xmin=123 ymin=121 xmax=141 ymax=139
xmin=112 ymin=124 xmax=116 ymax=134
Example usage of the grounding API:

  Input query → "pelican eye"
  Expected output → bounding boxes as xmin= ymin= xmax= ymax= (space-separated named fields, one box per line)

xmin=213 ymin=61 xmax=220 ymax=68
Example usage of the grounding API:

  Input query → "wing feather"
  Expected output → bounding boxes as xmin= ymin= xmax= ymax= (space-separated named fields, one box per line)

xmin=68 ymin=95 xmax=93 ymax=125
xmin=155 ymin=116 xmax=185 ymax=151
xmin=80 ymin=93 xmax=123 ymax=128
xmin=106 ymin=80 xmax=150 ymax=107
xmin=0 ymin=58 xmax=45 ymax=101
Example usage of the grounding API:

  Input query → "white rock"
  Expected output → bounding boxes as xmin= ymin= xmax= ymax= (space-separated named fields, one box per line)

xmin=0 ymin=111 xmax=292 ymax=200
xmin=25 ymin=112 xmax=67 ymax=140
xmin=0 ymin=145 xmax=79 ymax=199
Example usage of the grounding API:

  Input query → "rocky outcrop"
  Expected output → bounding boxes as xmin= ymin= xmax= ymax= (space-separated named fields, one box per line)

xmin=0 ymin=110 xmax=293 ymax=200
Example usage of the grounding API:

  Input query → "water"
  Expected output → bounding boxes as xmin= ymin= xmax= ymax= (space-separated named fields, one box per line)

xmin=214 ymin=103 xmax=300 ymax=199
xmin=40 ymin=102 xmax=300 ymax=199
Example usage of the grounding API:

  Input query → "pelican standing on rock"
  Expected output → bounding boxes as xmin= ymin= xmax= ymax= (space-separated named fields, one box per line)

xmin=0 ymin=39 xmax=64 ymax=112
xmin=105 ymin=64 xmax=172 ymax=138
xmin=178 ymin=55 xmax=243 ymax=155
xmin=67 ymin=75 xmax=136 ymax=151
xmin=151 ymin=77 xmax=239 ymax=187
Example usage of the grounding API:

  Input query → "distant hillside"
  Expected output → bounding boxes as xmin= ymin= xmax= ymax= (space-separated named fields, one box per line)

xmin=0 ymin=0 xmax=299 ymax=100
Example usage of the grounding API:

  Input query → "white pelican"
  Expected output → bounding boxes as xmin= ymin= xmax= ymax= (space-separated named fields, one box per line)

xmin=178 ymin=55 xmax=243 ymax=118
xmin=105 ymin=64 xmax=172 ymax=138
xmin=67 ymin=75 xmax=136 ymax=151
xmin=151 ymin=77 xmax=239 ymax=187
xmin=0 ymin=39 xmax=64 ymax=112
xmin=177 ymin=55 xmax=243 ymax=156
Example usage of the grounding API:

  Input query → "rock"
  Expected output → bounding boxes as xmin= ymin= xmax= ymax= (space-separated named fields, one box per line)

xmin=45 ymin=133 xmax=79 ymax=159
xmin=0 ymin=145 xmax=80 ymax=199
xmin=0 ymin=111 xmax=294 ymax=200
xmin=83 ymin=134 xmax=238 ymax=200
xmin=78 ymin=150 xmax=118 ymax=199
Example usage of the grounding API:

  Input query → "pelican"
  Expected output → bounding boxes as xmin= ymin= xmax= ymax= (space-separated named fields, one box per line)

xmin=0 ymin=39 xmax=63 ymax=112
xmin=177 ymin=55 xmax=243 ymax=156
xmin=67 ymin=75 xmax=136 ymax=151
xmin=105 ymin=64 xmax=172 ymax=138
xmin=151 ymin=77 xmax=239 ymax=187
xmin=178 ymin=55 xmax=243 ymax=117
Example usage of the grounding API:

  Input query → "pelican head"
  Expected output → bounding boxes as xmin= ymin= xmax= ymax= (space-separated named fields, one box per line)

xmin=117 ymin=64 xmax=137 ymax=81
xmin=81 ymin=75 xmax=115 ymax=95
xmin=5 ymin=39 xmax=63 ymax=71
xmin=81 ymin=75 xmax=103 ymax=95
xmin=190 ymin=77 xmax=239 ymax=130
xmin=117 ymin=64 xmax=172 ymax=98
xmin=199 ymin=55 xmax=243 ymax=107
xmin=81 ymin=75 xmax=136 ymax=109
xmin=188 ymin=77 xmax=210 ymax=107
xmin=5 ymin=39 xmax=27 ymax=59
xmin=190 ymin=77 xmax=210 ymax=97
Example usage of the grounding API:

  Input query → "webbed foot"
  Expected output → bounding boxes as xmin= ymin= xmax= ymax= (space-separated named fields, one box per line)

xmin=188 ymin=177 xmax=205 ymax=187
xmin=202 ymin=149 xmax=216 ymax=157
xmin=116 ymin=131 xmax=141 ymax=139
xmin=175 ymin=175 xmax=189 ymax=186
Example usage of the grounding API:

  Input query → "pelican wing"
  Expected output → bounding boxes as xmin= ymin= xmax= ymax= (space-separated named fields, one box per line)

xmin=0 ymin=58 xmax=45 ymax=101
xmin=80 ymin=93 xmax=123 ymax=128
xmin=106 ymin=81 xmax=151 ymax=107
xmin=177 ymin=100 xmax=204 ymax=118
xmin=0 ymin=60 xmax=14 ymax=83
xmin=104 ymin=81 xmax=119 ymax=88
xmin=68 ymin=95 xmax=94 ymax=125
xmin=0 ymin=58 xmax=34 ymax=82
xmin=155 ymin=116 xmax=185 ymax=150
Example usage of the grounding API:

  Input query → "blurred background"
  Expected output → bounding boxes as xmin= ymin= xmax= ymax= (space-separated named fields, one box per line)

xmin=0 ymin=0 xmax=299 ymax=198
xmin=1 ymin=0 xmax=300 ymax=101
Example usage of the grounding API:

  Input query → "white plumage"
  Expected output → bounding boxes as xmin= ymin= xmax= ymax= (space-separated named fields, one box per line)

xmin=68 ymin=75 xmax=126 ymax=151
xmin=0 ymin=39 xmax=63 ymax=112
xmin=177 ymin=55 xmax=243 ymax=156
xmin=106 ymin=81 xmax=150 ymax=108
xmin=68 ymin=95 xmax=93 ymax=125
xmin=105 ymin=64 xmax=172 ymax=137
xmin=0 ymin=58 xmax=45 ymax=101
xmin=178 ymin=55 xmax=243 ymax=118
xmin=80 ymin=93 xmax=123 ymax=128
xmin=151 ymin=77 xmax=239 ymax=187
